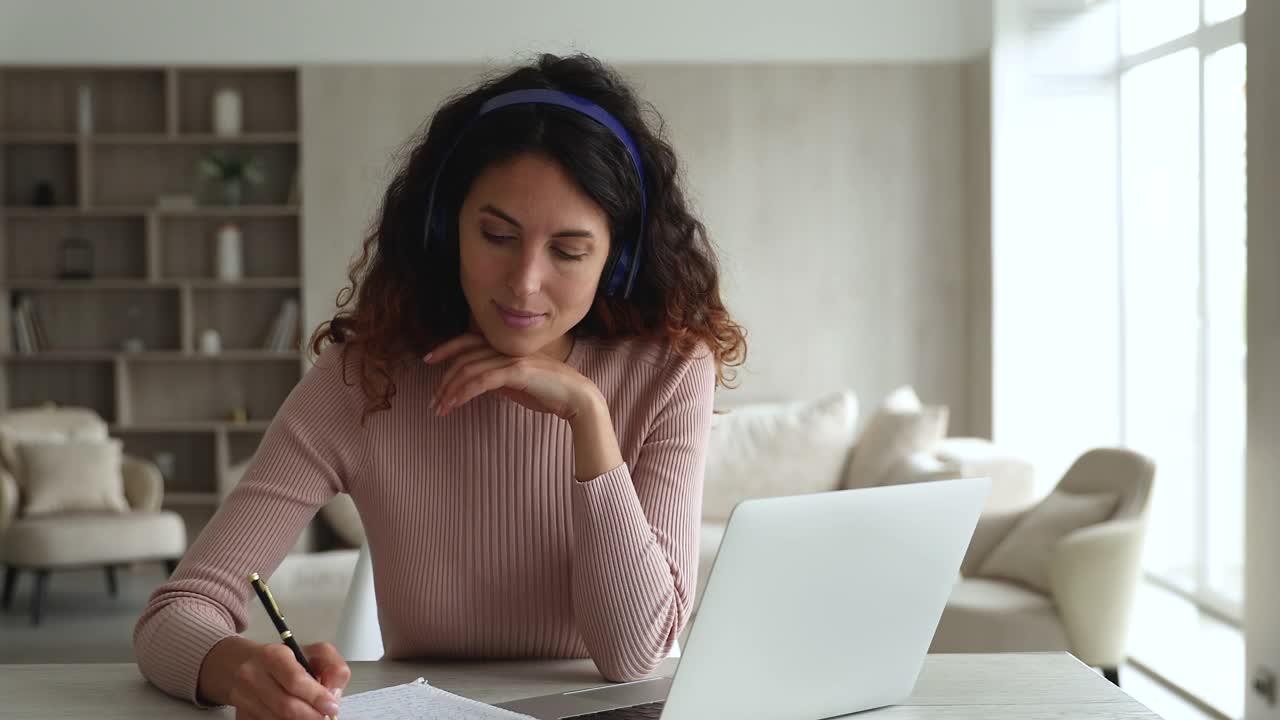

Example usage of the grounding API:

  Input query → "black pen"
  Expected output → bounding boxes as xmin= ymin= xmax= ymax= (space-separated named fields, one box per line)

xmin=248 ymin=571 xmax=318 ymax=678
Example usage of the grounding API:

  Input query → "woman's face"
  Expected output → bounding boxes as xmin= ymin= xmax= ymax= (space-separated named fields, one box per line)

xmin=457 ymin=152 xmax=612 ymax=359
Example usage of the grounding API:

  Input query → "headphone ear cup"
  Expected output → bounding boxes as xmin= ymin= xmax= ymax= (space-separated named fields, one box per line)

xmin=602 ymin=238 xmax=634 ymax=297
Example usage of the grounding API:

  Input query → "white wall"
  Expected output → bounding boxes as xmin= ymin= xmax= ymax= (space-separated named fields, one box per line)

xmin=301 ymin=63 xmax=987 ymax=431
xmin=1246 ymin=2 xmax=1280 ymax=717
xmin=989 ymin=0 xmax=1121 ymax=491
xmin=0 ymin=0 xmax=991 ymax=64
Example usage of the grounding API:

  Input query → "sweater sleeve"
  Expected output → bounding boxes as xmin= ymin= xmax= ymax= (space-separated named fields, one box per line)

xmin=569 ymin=346 xmax=715 ymax=682
xmin=132 ymin=344 xmax=368 ymax=704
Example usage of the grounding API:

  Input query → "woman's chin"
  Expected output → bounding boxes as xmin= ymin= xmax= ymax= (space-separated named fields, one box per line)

xmin=480 ymin=327 xmax=542 ymax=357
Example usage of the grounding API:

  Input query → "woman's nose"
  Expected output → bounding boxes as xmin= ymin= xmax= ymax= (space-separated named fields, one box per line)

xmin=506 ymin=250 xmax=543 ymax=298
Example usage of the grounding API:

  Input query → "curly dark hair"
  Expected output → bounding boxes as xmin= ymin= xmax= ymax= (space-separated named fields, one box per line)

xmin=310 ymin=53 xmax=747 ymax=415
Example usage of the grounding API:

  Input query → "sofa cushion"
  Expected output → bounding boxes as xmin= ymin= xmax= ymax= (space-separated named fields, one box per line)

xmin=977 ymin=490 xmax=1119 ymax=594
xmin=243 ymin=549 xmax=360 ymax=646
xmin=0 ymin=406 xmax=109 ymax=481
xmin=930 ymin=578 xmax=1070 ymax=653
xmin=320 ymin=494 xmax=366 ymax=548
xmin=17 ymin=439 xmax=130 ymax=516
xmin=702 ymin=391 xmax=858 ymax=522
xmin=842 ymin=386 xmax=948 ymax=489
xmin=1 ymin=510 xmax=186 ymax=567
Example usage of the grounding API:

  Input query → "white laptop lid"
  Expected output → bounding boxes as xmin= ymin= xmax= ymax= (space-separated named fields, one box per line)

xmin=660 ymin=476 xmax=991 ymax=720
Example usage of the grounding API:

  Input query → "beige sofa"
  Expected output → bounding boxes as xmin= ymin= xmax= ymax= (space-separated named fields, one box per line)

xmin=0 ymin=406 xmax=187 ymax=625
xmin=243 ymin=387 xmax=1036 ymax=648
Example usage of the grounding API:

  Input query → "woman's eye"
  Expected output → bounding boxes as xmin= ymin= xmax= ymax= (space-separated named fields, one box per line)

xmin=553 ymin=249 xmax=586 ymax=262
xmin=482 ymin=231 xmax=514 ymax=244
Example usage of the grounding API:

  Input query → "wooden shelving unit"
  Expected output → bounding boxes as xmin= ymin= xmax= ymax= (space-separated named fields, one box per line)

xmin=0 ymin=66 xmax=304 ymax=547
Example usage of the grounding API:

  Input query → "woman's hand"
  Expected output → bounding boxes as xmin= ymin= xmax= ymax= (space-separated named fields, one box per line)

xmin=202 ymin=636 xmax=349 ymax=719
xmin=426 ymin=334 xmax=599 ymax=421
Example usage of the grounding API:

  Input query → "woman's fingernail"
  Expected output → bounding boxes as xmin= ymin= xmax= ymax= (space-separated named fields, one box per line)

xmin=332 ymin=687 xmax=343 ymax=699
xmin=323 ymin=700 xmax=341 ymax=716
xmin=423 ymin=352 xmax=433 ymax=363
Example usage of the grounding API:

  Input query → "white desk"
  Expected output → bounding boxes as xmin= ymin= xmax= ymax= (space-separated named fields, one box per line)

xmin=2 ymin=652 xmax=1162 ymax=718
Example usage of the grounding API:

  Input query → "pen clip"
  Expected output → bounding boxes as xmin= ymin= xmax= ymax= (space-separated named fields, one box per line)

xmin=250 ymin=573 xmax=284 ymax=620
xmin=260 ymin=582 xmax=284 ymax=620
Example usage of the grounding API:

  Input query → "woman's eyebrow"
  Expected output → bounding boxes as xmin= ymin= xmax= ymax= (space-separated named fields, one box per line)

xmin=480 ymin=203 xmax=596 ymax=240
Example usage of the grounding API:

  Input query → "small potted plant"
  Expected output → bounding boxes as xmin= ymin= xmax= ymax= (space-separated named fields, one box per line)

xmin=197 ymin=150 xmax=265 ymax=206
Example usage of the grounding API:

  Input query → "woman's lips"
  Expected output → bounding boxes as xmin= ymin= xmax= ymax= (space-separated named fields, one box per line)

xmin=495 ymin=302 xmax=546 ymax=329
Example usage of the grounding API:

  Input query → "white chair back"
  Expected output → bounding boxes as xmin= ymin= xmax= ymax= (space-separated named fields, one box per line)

xmin=334 ymin=541 xmax=384 ymax=660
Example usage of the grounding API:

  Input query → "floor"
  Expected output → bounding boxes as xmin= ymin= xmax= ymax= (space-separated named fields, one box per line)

xmin=0 ymin=564 xmax=166 ymax=663
xmin=0 ymin=566 xmax=1232 ymax=719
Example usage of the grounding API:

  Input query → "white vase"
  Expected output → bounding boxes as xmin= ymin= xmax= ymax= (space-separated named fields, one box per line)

xmin=213 ymin=87 xmax=242 ymax=136
xmin=199 ymin=328 xmax=222 ymax=355
xmin=216 ymin=222 xmax=243 ymax=281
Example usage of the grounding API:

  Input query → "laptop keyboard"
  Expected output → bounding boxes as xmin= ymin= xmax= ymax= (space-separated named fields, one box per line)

xmin=562 ymin=700 xmax=666 ymax=719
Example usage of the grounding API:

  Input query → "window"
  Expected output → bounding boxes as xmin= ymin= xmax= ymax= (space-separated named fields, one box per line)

xmin=1119 ymin=1 xmax=1245 ymax=620
xmin=1201 ymin=41 xmax=1246 ymax=609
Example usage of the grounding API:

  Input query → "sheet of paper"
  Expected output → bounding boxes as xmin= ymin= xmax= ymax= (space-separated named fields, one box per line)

xmin=339 ymin=678 xmax=538 ymax=720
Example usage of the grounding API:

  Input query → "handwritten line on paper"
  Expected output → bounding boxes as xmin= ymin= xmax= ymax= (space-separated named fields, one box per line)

xmin=339 ymin=678 xmax=538 ymax=720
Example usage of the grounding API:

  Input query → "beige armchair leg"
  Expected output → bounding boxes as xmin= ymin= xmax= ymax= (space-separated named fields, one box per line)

xmin=104 ymin=565 xmax=118 ymax=597
xmin=31 ymin=569 xmax=48 ymax=626
xmin=1 ymin=565 xmax=15 ymax=610
xmin=1103 ymin=667 xmax=1120 ymax=686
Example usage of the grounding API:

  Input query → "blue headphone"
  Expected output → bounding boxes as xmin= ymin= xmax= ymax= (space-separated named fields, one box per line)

xmin=422 ymin=88 xmax=648 ymax=299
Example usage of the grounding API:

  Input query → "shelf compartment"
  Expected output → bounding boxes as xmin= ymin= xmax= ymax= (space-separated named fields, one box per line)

xmin=127 ymin=358 xmax=299 ymax=425
xmin=1 ymin=205 xmax=299 ymax=219
xmin=3 ymin=142 xmax=78 ymax=207
xmin=7 ymin=286 xmax=179 ymax=352
xmin=5 ymin=360 xmax=115 ymax=421
xmin=4 ymin=215 xmax=147 ymax=280
xmin=159 ymin=215 xmax=299 ymax=279
xmin=227 ymin=429 xmax=265 ymax=472
xmin=176 ymin=69 xmax=297 ymax=135
xmin=115 ymin=429 xmax=217 ymax=494
xmin=191 ymin=286 xmax=300 ymax=351
xmin=89 ymin=142 xmax=297 ymax=208
xmin=1 ymin=68 xmax=166 ymax=135
xmin=171 ymin=504 xmax=216 ymax=550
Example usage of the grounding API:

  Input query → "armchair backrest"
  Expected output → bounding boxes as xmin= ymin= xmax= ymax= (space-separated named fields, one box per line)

xmin=0 ymin=405 xmax=109 ymax=476
xmin=1055 ymin=447 xmax=1155 ymax=520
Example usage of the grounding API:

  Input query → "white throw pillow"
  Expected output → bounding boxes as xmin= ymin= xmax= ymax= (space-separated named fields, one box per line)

xmin=702 ymin=391 xmax=858 ymax=522
xmin=17 ymin=438 xmax=129 ymax=516
xmin=977 ymin=490 xmax=1120 ymax=594
xmin=842 ymin=386 xmax=949 ymax=489
xmin=0 ymin=406 xmax=109 ymax=480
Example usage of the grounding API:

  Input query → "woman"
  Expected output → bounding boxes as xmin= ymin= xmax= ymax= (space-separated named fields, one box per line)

xmin=134 ymin=53 xmax=746 ymax=719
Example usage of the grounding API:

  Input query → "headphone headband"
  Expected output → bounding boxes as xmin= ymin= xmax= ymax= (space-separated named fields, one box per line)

xmin=423 ymin=89 xmax=647 ymax=299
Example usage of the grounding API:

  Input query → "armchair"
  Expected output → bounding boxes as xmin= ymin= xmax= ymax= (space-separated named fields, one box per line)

xmin=930 ymin=447 xmax=1155 ymax=685
xmin=0 ymin=407 xmax=187 ymax=625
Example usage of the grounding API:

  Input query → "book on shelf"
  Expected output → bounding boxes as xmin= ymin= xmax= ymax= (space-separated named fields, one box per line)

xmin=10 ymin=293 xmax=47 ymax=353
xmin=264 ymin=297 xmax=299 ymax=351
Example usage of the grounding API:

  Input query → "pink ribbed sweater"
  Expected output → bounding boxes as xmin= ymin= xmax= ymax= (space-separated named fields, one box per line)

xmin=133 ymin=336 xmax=715 ymax=704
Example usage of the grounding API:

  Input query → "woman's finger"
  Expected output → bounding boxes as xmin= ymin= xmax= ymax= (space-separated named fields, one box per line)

xmin=448 ymin=366 xmax=529 ymax=414
xmin=228 ymin=686 xmax=274 ymax=720
xmin=425 ymin=333 xmax=487 ymax=365
xmin=437 ymin=355 xmax=517 ymax=414
xmin=261 ymin=645 xmax=339 ymax=719
xmin=303 ymin=642 xmax=351 ymax=697
xmin=435 ymin=346 xmax=501 ymax=399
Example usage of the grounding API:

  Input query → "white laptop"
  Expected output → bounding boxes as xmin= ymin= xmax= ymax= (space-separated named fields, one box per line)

xmin=496 ymin=476 xmax=991 ymax=720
